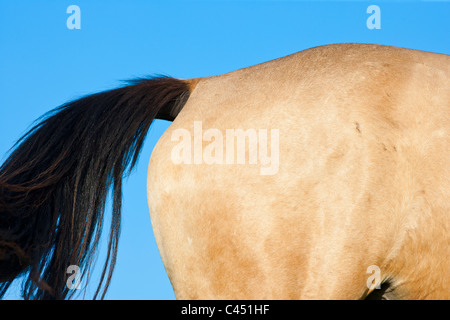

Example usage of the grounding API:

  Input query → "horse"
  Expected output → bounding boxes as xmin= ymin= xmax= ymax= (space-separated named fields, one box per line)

xmin=0 ymin=43 xmax=448 ymax=300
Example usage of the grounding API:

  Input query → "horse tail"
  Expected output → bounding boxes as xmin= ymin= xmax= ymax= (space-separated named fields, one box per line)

xmin=0 ymin=76 xmax=194 ymax=299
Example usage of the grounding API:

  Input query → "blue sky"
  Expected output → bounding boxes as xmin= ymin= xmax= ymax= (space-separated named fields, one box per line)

xmin=0 ymin=1 xmax=448 ymax=299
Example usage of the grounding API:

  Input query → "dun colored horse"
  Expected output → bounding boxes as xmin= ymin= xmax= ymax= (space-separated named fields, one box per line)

xmin=0 ymin=43 xmax=448 ymax=299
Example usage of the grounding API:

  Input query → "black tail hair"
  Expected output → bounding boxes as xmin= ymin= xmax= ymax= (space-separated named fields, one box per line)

xmin=0 ymin=76 xmax=192 ymax=299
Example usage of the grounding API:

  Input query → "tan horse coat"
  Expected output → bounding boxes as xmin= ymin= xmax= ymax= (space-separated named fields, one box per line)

xmin=147 ymin=43 xmax=449 ymax=299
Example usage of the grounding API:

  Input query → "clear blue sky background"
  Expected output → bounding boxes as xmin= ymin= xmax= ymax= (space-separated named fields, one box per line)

xmin=0 ymin=1 xmax=448 ymax=299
